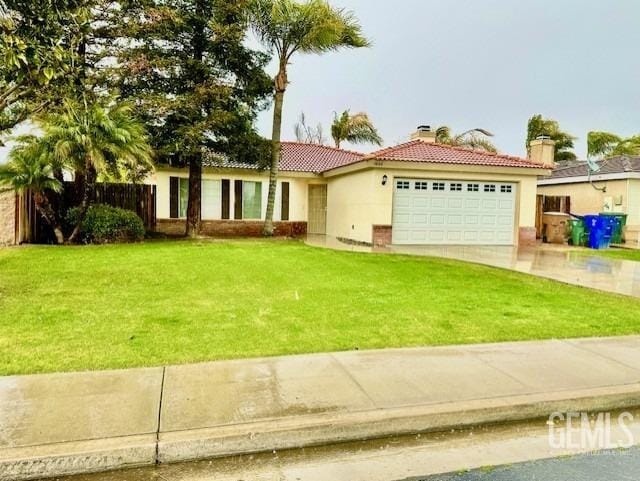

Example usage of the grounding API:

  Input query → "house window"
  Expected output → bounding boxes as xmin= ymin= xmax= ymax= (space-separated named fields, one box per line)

xmin=396 ymin=180 xmax=410 ymax=190
xmin=178 ymin=178 xmax=189 ymax=218
xmin=415 ymin=181 xmax=428 ymax=190
xmin=450 ymin=183 xmax=462 ymax=192
xmin=433 ymin=182 xmax=445 ymax=191
xmin=467 ymin=183 xmax=479 ymax=192
xmin=500 ymin=185 xmax=513 ymax=193
xmin=484 ymin=184 xmax=496 ymax=193
xmin=242 ymin=181 xmax=262 ymax=219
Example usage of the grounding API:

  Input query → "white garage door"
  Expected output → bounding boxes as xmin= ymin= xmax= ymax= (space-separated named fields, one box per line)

xmin=392 ymin=178 xmax=516 ymax=245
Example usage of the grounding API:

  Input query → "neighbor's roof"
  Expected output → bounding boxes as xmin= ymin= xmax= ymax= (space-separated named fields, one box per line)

xmin=357 ymin=140 xmax=547 ymax=170
xmin=543 ymin=156 xmax=640 ymax=180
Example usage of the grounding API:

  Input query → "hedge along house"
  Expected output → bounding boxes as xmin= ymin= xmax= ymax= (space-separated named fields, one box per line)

xmin=150 ymin=127 xmax=552 ymax=246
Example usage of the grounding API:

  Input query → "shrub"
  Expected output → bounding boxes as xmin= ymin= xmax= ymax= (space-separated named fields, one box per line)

xmin=66 ymin=204 xmax=145 ymax=244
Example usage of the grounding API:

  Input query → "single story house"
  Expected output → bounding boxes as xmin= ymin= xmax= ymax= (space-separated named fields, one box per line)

xmin=538 ymin=156 xmax=640 ymax=245
xmin=150 ymin=126 xmax=551 ymax=247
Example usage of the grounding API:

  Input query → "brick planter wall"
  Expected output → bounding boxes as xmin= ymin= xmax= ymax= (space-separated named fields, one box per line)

xmin=0 ymin=191 xmax=15 ymax=245
xmin=518 ymin=227 xmax=537 ymax=247
xmin=155 ymin=219 xmax=307 ymax=238
xmin=372 ymin=225 xmax=392 ymax=247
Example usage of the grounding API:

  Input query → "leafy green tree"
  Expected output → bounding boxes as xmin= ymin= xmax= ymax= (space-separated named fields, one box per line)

xmin=0 ymin=0 xmax=87 ymax=134
xmin=526 ymin=114 xmax=577 ymax=162
xmin=587 ymin=131 xmax=640 ymax=159
xmin=435 ymin=126 xmax=496 ymax=153
xmin=248 ymin=0 xmax=369 ymax=235
xmin=331 ymin=110 xmax=382 ymax=149
xmin=101 ymin=0 xmax=272 ymax=237
xmin=0 ymin=136 xmax=65 ymax=243
xmin=40 ymin=101 xmax=153 ymax=242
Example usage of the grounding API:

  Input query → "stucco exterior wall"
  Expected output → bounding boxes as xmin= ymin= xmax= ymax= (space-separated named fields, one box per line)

xmin=538 ymin=179 xmax=640 ymax=245
xmin=537 ymin=180 xmax=630 ymax=218
xmin=626 ymin=180 xmax=640 ymax=245
xmin=150 ymin=169 xmax=311 ymax=222
xmin=0 ymin=191 xmax=15 ymax=245
xmin=326 ymin=165 xmax=541 ymax=245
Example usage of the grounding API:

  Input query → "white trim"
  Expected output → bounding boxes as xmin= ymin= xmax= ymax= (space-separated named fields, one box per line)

xmin=538 ymin=172 xmax=640 ymax=186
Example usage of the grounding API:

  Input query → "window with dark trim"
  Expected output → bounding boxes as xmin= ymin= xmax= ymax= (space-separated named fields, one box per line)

xmin=281 ymin=182 xmax=290 ymax=221
xmin=242 ymin=181 xmax=262 ymax=219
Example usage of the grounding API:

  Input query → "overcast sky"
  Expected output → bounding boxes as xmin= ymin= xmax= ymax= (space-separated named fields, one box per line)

xmin=255 ymin=0 xmax=640 ymax=158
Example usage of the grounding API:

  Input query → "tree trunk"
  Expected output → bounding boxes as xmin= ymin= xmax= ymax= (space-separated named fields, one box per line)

xmin=33 ymin=193 xmax=65 ymax=244
xmin=185 ymin=154 xmax=202 ymax=238
xmin=264 ymin=63 xmax=287 ymax=237
xmin=184 ymin=0 xmax=206 ymax=238
xmin=68 ymin=158 xmax=95 ymax=243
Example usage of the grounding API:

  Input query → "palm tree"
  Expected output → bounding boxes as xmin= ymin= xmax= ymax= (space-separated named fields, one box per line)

xmin=435 ymin=126 xmax=497 ymax=153
xmin=587 ymin=131 xmax=640 ymax=159
xmin=0 ymin=136 xmax=65 ymax=243
xmin=248 ymin=0 xmax=369 ymax=236
xmin=526 ymin=115 xmax=576 ymax=162
xmin=331 ymin=110 xmax=382 ymax=149
xmin=44 ymin=101 xmax=153 ymax=242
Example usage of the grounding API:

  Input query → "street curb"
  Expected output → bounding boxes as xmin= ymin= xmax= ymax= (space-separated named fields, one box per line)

xmin=157 ymin=383 xmax=640 ymax=463
xmin=0 ymin=435 xmax=156 ymax=481
xmin=2 ymin=383 xmax=640 ymax=480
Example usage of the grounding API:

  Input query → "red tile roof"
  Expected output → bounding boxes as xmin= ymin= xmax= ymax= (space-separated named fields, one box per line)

xmin=360 ymin=140 xmax=548 ymax=170
xmin=279 ymin=142 xmax=364 ymax=173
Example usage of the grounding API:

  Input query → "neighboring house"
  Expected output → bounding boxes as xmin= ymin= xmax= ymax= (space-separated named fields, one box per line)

xmin=151 ymin=126 xmax=551 ymax=247
xmin=538 ymin=156 xmax=640 ymax=245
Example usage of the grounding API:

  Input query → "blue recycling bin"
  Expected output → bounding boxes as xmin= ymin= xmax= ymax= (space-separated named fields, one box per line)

xmin=584 ymin=215 xmax=614 ymax=249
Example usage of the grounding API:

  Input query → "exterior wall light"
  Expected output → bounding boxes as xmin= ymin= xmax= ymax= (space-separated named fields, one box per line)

xmin=382 ymin=175 xmax=388 ymax=186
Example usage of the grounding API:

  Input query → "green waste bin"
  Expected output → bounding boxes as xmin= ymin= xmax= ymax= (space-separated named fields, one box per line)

xmin=569 ymin=218 xmax=586 ymax=246
xmin=600 ymin=213 xmax=628 ymax=244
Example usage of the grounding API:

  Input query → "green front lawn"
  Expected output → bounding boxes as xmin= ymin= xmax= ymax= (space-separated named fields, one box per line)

xmin=592 ymin=247 xmax=640 ymax=262
xmin=2 ymin=239 xmax=640 ymax=375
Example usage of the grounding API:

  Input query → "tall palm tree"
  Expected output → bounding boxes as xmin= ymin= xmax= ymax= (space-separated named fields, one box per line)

xmin=0 ymin=136 xmax=65 ymax=243
xmin=587 ymin=131 xmax=640 ymax=159
xmin=248 ymin=0 xmax=369 ymax=235
xmin=331 ymin=110 xmax=382 ymax=149
xmin=435 ymin=126 xmax=497 ymax=153
xmin=44 ymin=101 xmax=153 ymax=242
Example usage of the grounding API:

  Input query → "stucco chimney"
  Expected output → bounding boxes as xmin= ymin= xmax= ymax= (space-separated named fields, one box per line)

xmin=528 ymin=135 xmax=556 ymax=168
xmin=411 ymin=125 xmax=437 ymax=143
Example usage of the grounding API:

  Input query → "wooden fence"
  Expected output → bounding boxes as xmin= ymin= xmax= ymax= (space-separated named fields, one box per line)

xmin=535 ymin=194 xmax=571 ymax=239
xmin=19 ymin=182 xmax=156 ymax=244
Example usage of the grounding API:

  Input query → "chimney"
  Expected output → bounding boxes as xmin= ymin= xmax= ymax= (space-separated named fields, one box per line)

xmin=528 ymin=135 xmax=556 ymax=168
xmin=411 ymin=125 xmax=437 ymax=143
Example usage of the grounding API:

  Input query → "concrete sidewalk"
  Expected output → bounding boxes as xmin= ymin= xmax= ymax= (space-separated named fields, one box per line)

xmin=2 ymin=336 xmax=640 ymax=480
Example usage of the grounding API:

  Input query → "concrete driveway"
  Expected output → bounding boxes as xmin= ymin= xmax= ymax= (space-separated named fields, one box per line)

xmin=305 ymin=236 xmax=640 ymax=298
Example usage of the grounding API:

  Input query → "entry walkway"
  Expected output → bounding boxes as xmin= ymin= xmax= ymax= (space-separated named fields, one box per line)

xmin=2 ymin=336 xmax=640 ymax=480
xmin=305 ymin=235 xmax=640 ymax=298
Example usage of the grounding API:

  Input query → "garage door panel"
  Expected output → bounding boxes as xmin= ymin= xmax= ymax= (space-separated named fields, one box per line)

xmin=392 ymin=178 xmax=516 ymax=245
xmin=431 ymin=214 xmax=445 ymax=225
